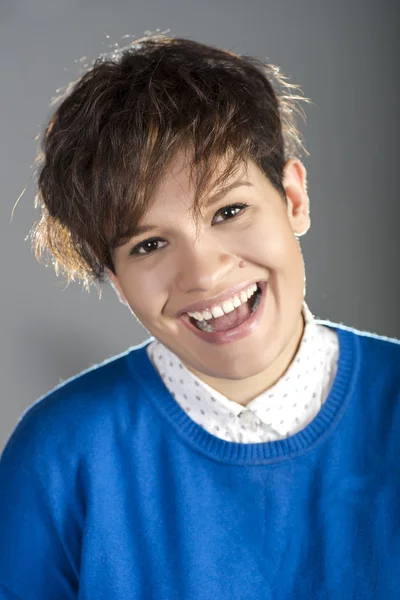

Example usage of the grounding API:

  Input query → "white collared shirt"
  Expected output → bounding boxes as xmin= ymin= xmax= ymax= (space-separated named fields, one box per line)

xmin=146 ymin=302 xmax=339 ymax=443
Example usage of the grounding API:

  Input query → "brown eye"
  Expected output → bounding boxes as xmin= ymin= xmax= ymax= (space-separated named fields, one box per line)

xmin=129 ymin=238 xmax=166 ymax=257
xmin=212 ymin=203 xmax=249 ymax=224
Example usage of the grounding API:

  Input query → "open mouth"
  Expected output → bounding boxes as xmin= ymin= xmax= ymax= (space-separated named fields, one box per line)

xmin=188 ymin=282 xmax=263 ymax=333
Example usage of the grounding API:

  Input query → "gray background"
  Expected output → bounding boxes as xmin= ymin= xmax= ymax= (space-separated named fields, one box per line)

xmin=1 ymin=0 xmax=399 ymax=452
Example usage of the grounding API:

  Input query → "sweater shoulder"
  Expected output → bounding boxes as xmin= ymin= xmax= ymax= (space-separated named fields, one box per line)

xmin=355 ymin=327 xmax=399 ymax=387
xmin=1 ymin=343 xmax=149 ymax=467
xmin=323 ymin=320 xmax=400 ymax=390
xmin=340 ymin=322 xmax=400 ymax=363
xmin=319 ymin=318 xmax=400 ymax=354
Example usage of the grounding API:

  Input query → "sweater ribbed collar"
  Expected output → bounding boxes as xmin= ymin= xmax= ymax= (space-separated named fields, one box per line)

xmin=127 ymin=321 xmax=357 ymax=465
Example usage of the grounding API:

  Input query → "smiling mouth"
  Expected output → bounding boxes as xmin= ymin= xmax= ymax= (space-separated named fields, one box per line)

xmin=188 ymin=283 xmax=262 ymax=333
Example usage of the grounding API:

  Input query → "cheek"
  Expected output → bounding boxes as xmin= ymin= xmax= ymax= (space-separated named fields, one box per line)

xmin=241 ymin=220 xmax=297 ymax=265
xmin=117 ymin=276 xmax=148 ymax=310
xmin=121 ymin=273 xmax=167 ymax=320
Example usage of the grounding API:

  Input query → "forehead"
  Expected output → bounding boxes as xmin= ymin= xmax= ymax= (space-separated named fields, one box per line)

xmin=149 ymin=150 xmax=256 ymax=213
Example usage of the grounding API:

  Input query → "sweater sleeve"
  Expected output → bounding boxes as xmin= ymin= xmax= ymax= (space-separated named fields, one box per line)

xmin=0 ymin=409 xmax=81 ymax=599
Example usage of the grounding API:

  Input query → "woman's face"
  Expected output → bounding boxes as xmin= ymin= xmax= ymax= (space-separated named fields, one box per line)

xmin=110 ymin=151 xmax=310 ymax=403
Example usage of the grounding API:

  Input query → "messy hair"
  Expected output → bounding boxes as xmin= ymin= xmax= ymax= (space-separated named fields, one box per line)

xmin=31 ymin=35 xmax=309 ymax=291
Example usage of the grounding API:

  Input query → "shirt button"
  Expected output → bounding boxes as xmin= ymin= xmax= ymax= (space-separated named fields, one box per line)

xmin=239 ymin=409 xmax=260 ymax=428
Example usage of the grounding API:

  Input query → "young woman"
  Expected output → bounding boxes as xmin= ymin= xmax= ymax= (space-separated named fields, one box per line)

xmin=1 ymin=36 xmax=399 ymax=599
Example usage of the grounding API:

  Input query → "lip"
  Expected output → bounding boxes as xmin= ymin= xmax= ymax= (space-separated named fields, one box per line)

xmin=176 ymin=280 xmax=264 ymax=317
xmin=179 ymin=281 xmax=267 ymax=344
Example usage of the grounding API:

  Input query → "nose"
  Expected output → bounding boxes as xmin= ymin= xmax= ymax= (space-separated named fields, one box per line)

xmin=174 ymin=242 xmax=237 ymax=294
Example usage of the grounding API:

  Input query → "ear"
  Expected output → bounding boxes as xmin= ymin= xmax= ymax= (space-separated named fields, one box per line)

xmin=282 ymin=158 xmax=310 ymax=237
xmin=105 ymin=268 xmax=128 ymax=306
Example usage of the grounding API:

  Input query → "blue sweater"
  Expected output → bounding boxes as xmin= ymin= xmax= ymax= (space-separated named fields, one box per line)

xmin=1 ymin=320 xmax=400 ymax=599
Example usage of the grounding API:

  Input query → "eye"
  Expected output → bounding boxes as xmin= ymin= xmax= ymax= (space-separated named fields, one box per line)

xmin=129 ymin=203 xmax=249 ymax=257
xmin=215 ymin=202 xmax=248 ymax=221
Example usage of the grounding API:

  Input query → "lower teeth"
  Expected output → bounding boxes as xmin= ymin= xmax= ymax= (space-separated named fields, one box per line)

xmin=193 ymin=285 xmax=262 ymax=333
xmin=196 ymin=320 xmax=214 ymax=333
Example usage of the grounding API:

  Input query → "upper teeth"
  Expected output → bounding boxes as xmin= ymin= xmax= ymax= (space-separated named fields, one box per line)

xmin=187 ymin=283 xmax=258 ymax=321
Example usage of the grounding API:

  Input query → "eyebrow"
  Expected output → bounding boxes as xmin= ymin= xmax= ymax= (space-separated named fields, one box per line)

xmin=117 ymin=180 xmax=254 ymax=243
xmin=204 ymin=180 xmax=253 ymax=207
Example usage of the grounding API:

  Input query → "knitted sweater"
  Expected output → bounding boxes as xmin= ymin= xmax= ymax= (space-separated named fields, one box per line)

xmin=0 ymin=319 xmax=399 ymax=599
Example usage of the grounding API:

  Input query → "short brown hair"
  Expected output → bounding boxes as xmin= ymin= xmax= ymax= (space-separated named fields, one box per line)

xmin=31 ymin=36 xmax=309 ymax=292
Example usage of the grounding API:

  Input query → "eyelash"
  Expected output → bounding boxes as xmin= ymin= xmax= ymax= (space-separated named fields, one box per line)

xmin=128 ymin=203 xmax=249 ymax=257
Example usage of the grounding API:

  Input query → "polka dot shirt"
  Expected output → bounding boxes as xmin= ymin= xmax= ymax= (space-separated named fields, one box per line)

xmin=146 ymin=302 xmax=339 ymax=443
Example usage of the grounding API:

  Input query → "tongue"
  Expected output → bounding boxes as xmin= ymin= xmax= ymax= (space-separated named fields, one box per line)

xmin=210 ymin=299 xmax=252 ymax=332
